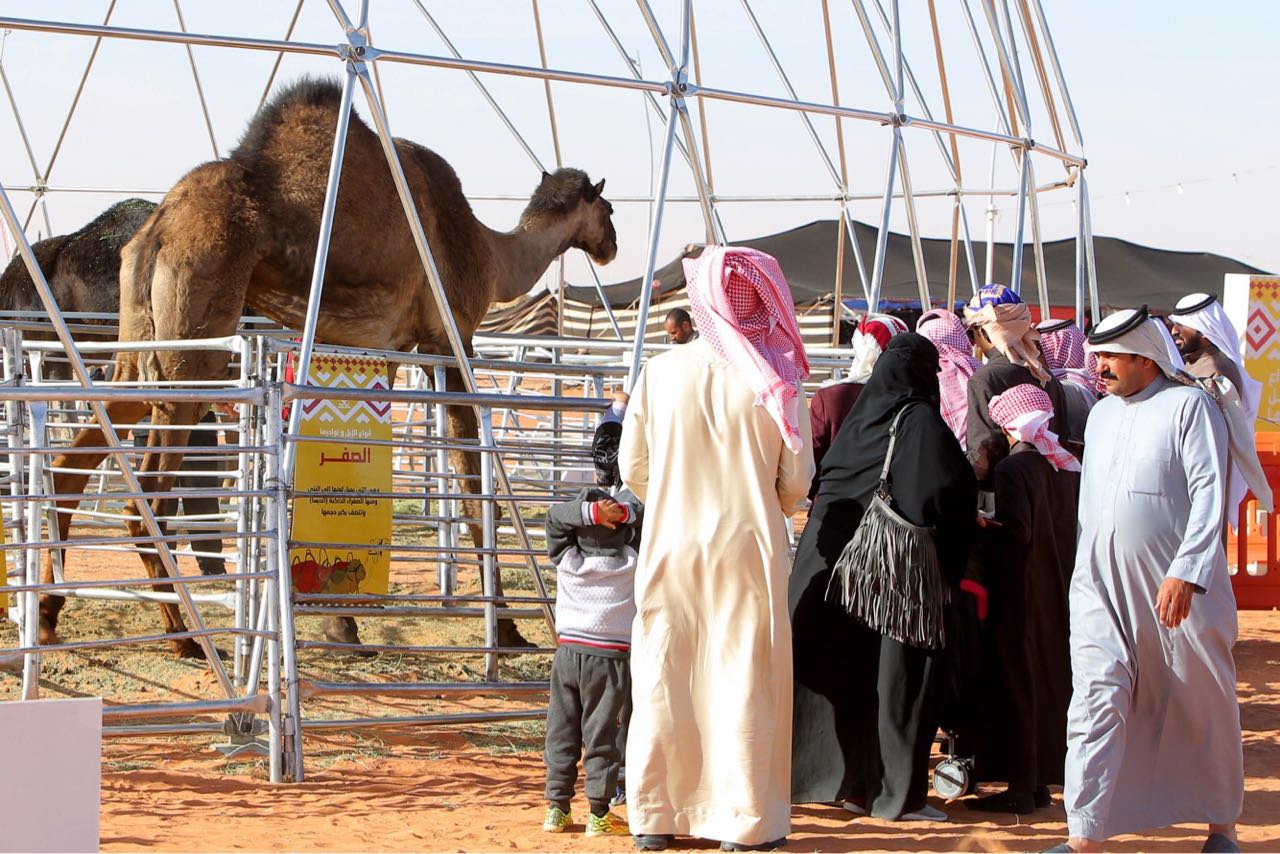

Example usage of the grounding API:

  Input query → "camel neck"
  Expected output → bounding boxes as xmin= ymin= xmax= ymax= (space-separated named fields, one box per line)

xmin=488 ymin=219 xmax=576 ymax=303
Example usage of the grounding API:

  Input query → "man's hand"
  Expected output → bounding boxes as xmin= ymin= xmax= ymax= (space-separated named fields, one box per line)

xmin=594 ymin=498 xmax=627 ymax=529
xmin=1155 ymin=577 xmax=1195 ymax=628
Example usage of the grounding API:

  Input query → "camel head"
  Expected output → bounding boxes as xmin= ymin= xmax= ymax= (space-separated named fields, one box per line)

xmin=522 ymin=168 xmax=617 ymax=265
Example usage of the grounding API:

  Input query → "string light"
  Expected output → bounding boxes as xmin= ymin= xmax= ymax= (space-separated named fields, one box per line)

xmin=1047 ymin=164 xmax=1279 ymax=211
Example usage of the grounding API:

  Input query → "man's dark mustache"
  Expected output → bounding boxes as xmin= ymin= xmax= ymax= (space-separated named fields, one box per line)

xmin=1100 ymin=371 xmax=1118 ymax=380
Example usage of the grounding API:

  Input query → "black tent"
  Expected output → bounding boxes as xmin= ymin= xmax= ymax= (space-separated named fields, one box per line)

xmin=566 ymin=219 xmax=1266 ymax=313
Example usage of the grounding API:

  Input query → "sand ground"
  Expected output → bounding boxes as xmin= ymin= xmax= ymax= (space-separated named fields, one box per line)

xmin=3 ymin=524 xmax=1278 ymax=853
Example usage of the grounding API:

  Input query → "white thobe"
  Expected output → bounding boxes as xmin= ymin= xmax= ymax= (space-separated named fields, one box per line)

xmin=1065 ymin=375 xmax=1243 ymax=840
xmin=619 ymin=338 xmax=814 ymax=846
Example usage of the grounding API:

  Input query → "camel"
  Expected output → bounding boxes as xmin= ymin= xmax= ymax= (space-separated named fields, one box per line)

xmin=39 ymin=76 xmax=617 ymax=658
xmin=0 ymin=198 xmax=156 ymax=379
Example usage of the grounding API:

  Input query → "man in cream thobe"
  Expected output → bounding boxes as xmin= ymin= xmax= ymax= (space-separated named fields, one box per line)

xmin=1057 ymin=309 xmax=1242 ymax=852
xmin=619 ymin=336 xmax=813 ymax=847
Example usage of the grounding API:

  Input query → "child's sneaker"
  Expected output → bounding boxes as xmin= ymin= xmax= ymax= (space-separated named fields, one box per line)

xmin=610 ymin=783 xmax=626 ymax=807
xmin=542 ymin=804 xmax=572 ymax=833
xmin=585 ymin=811 xmax=629 ymax=837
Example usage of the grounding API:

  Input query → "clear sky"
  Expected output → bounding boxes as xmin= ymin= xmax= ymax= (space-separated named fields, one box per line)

xmin=0 ymin=0 xmax=1275 ymax=297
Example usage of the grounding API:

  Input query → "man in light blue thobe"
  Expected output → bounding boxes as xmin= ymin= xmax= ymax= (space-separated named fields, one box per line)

xmin=1049 ymin=308 xmax=1243 ymax=854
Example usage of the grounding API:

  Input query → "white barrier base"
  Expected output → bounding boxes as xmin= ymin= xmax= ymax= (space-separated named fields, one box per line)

xmin=0 ymin=696 xmax=101 ymax=853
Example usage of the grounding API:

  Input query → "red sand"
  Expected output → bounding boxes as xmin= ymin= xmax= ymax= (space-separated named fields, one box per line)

xmin=97 ymin=611 xmax=1280 ymax=853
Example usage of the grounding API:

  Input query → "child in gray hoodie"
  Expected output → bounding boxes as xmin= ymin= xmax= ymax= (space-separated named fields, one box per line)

xmin=540 ymin=407 xmax=642 ymax=837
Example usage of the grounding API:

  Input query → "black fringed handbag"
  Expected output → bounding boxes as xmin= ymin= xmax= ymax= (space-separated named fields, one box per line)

xmin=826 ymin=404 xmax=949 ymax=650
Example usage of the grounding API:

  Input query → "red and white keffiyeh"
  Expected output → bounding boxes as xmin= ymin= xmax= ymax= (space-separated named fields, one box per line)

xmin=917 ymin=308 xmax=981 ymax=447
xmin=683 ymin=245 xmax=811 ymax=453
xmin=1039 ymin=322 xmax=1086 ymax=371
xmin=988 ymin=384 xmax=1081 ymax=472
xmin=826 ymin=314 xmax=908 ymax=386
xmin=1039 ymin=320 xmax=1100 ymax=397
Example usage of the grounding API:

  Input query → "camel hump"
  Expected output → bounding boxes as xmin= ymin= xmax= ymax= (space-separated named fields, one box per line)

xmin=232 ymin=76 xmax=372 ymax=165
xmin=0 ymin=234 xmax=70 ymax=312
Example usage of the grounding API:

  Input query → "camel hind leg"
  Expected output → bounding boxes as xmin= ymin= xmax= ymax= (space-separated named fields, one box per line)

xmin=121 ymin=399 xmax=215 ymax=659
xmin=38 ymin=352 xmax=149 ymax=643
xmin=115 ymin=182 xmax=255 ymax=657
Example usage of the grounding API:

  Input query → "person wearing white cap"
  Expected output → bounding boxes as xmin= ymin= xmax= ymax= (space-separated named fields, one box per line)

xmin=1169 ymin=292 xmax=1267 ymax=524
xmin=1046 ymin=307 xmax=1242 ymax=854
xmin=1169 ymin=293 xmax=1250 ymax=394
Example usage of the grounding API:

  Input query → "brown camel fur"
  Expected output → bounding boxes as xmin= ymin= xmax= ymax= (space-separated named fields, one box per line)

xmin=39 ymin=77 xmax=617 ymax=658
xmin=0 ymin=198 xmax=156 ymax=379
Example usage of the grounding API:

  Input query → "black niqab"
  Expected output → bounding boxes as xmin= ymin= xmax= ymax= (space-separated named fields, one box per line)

xmin=789 ymin=331 xmax=978 ymax=817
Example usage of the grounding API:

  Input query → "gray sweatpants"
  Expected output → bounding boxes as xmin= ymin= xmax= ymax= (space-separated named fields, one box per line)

xmin=543 ymin=644 xmax=630 ymax=810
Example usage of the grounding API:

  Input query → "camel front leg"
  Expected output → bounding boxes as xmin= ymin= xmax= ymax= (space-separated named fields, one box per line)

xmin=442 ymin=366 xmax=532 ymax=650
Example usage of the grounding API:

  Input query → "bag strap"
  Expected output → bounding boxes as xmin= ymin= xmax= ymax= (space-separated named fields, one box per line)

xmin=877 ymin=405 xmax=914 ymax=492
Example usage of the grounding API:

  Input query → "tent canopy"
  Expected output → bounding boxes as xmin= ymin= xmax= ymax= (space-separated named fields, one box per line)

xmin=566 ymin=220 xmax=1266 ymax=312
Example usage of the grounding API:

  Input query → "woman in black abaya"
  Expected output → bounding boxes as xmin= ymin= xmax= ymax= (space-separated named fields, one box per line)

xmin=789 ymin=333 xmax=977 ymax=821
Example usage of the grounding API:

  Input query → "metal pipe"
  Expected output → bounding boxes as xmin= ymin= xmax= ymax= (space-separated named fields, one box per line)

xmin=1028 ymin=0 xmax=1085 ymax=148
xmin=298 ymin=680 xmax=549 ymax=699
xmin=267 ymin=386 xmax=304 ymax=782
xmin=102 ymin=695 xmax=269 ymax=722
xmin=6 ymin=627 xmax=272 ymax=656
xmin=0 ymin=15 xmax=1089 ymax=167
xmin=281 ymin=64 xmax=357 ymax=476
xmin=1023 ymin=155 xmax=1052 ymax=318
xmin=281 ymin=382 xmax=607 ymax=413
xmin=103 ymin=722 xmax=227 ymax=738
xmin=480 ymin=409 xmax=498 ymax=679
xmin=625 ymin=97 xmax=680 ymax=390
xmin=0 ymin=16 xmax=339 ymax=57
xmin=674 ymin=100 xmax=722 ymax=246
xmin=738 ymin=0 xmax=841 ymax=187
xmin=1074 ymin=171 xmax=1086 ymax=328
xmin=21 ymin=402 xmax=45 ymax=699
xmin=38 ymin=1 xmax=118 ymax=193
xmin=867 ymin=134 xmax=901 ymax=312
xmin=894 ymin=139 xmax=932 ymax=309
xmin=300 ymin=710 xmax=545 ymax=730
xmin=256 ymin=0 xmax=306 ymax=112
xmin=292 ymin=606 xmax=545 ymax=619
xmin=297 ymin=641 xmax=555 ymax=655
xmin=1080 ymin=173 xmax=1101 ymax=320
xmin=1009 ymin=149 xmax=1030 ymax=293
xmin=172 ymin=0 xmax=219 ymax=157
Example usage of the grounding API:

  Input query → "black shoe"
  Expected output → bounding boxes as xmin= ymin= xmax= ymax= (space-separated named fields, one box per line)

xmin=968 ymin=790 xmax=1036 ymax=815
xmin=634 ymin=834 xmax=674 ymax=851
xmin=1034 ymin=786 xmax=1052 ymax=809
xmin=720 ymin=838 xmax=786 ymax=852
xmin=1202 ymin=833 xmax=1240 ymax=853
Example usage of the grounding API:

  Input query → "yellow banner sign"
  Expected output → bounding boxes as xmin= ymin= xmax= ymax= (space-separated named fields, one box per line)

xmin=1244 ymin=276 xmax=1280 ymax=432
xmin=289 ymin=353 xmax=392 ymax=594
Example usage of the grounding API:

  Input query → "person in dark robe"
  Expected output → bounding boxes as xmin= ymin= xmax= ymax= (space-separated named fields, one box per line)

xmin=790 ymin=333 xmax=978 ymax=822
xmin=962 ymin=284 xmax=1069 ymax=485
xmin=958 ymin=384 xmax=1080 ymax=815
